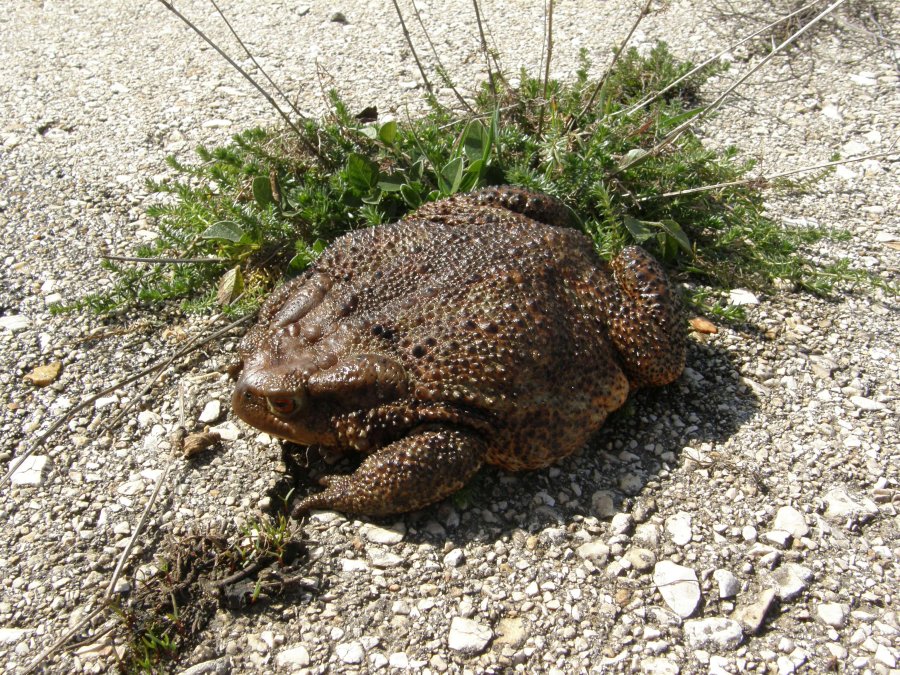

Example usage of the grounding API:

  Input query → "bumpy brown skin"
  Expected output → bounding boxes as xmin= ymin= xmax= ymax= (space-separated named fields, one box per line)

xmin=232 ymin=187 xmax=685 ymax=517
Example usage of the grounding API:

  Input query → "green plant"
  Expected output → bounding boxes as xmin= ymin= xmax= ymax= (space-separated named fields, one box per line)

xmin=68 ymin=42 xmax=890 ymax=318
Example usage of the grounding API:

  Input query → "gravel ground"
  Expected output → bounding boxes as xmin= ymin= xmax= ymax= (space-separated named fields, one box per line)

xmin=1 ymin=0 xmax=898 ymax=673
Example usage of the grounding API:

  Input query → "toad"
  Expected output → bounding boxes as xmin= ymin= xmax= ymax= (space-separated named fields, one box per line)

xmin=233 ymin=186 xmax=685 ymax=516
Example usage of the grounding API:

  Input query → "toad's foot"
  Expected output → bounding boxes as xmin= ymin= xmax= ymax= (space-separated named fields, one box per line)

xmin=292 ymin=426 xmax=486 ymax=517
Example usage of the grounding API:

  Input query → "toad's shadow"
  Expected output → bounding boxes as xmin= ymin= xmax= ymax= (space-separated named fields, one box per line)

xmin=267 ymin=334 xmax=758 ymax=546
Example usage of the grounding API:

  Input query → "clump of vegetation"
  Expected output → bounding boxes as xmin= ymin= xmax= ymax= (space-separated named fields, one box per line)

xmin=63 ymin=40 xmax=882 ymax=319
xmin=117 ymin=513 xmax=309 ymax=672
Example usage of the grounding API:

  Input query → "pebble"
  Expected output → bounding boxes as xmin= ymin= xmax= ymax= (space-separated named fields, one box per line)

xmin=634 ymin=522 xmax=660 ymax=547
xmin=443 ymin=548 xmax=465 ymax=567
xmin=610 ymin=512 xmax=633 ymax=535
xmin=849 ymin=395 xmax=886 ymax=411
xmin=0 ymin=627 xmax=30 ymax=643
xmin=684 ymin=618 xmax=744 ymax=650
xmin=625 ymin=547 xmax=656 ymax=572
xmin=360 ymin=522 xmax=405 ymax=544
xmin=9 ymin=455 xmax=48 ymax=486
xmin=653 ymin=560 xmax=700 ymax=618
xmin=816 ymin=602 xmax=849 ymax=628
xmin=640 ymin=657 xmax=680 ymax=674
xmin=665 ymin=511 xmax=692 ymax=545
xmin=494 ymin=617 xmax=528 ymax=648
xmin=591 ymin=491 xmax=616 ymax=518
xmin=0 ymin=315 xmax=31 ymax=332
xmin=198 ymin=399 xmax=221 ymax=424
xmin=772 ymin=506 xmax=808 ymax=538
xmin=369 ymin=549 xmax=403 ymax=568
xmin=389 ymin=652 xmax=409 ymax=668
xmin=728 ymin=289 xmax=759 ymax=306
xmin=336 ymin=641 xmax=364 ymax=664
xmin=576 ymin=540 xmax=610 ymax=562
xmin=874 ymin=644 xmax=897 ymax=668
xmin=736 ymin=588 xmax=777 ymax=634
xmin=769 ymin=563 xmax=813 ymax=601
xmin=447 ymin=616 xmax=492 ymax=654
xmin=713 ymin=569 xmax=740 ymax=598
xmin=823 ymin=486 xmax=879 ymax=523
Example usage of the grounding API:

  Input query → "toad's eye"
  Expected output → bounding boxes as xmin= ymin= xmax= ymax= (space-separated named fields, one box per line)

xmin=267 ymin=396 xmax=297 ymax=416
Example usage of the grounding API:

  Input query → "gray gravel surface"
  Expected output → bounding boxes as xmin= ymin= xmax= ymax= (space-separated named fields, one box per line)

xmin=1 ymin=0 xmax=898 ymax=673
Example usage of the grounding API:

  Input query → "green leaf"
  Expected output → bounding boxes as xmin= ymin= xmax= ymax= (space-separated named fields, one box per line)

xmin=200 ymin=221 xmax=245 ymax=243
xmin=659 ymin=218 xmax=692 ymax=254
xmin=288 ymin=238 xmax=328 ymax=273
xmin=440 ymin=156 xmax=464 ymax=195
xmin=358 ymin=126 xmax=377 ymax=139
xmin=462 ymin=121 xmax=487 ymax=160
xmin=377 ymin=120 xmax=398 ymax=145
xmin=345 ymin=153 xmax=380 ymax=193
xmin=622 ymin=215 xmax=654 ymax=244
xmin=459 ymin=159 xmax=483 ymax=193
xmin=377 ymin=174 xmax=405 ymax=192
xmin=619 ymin=148 xmax=648 ymax=168
xmin=252 ymin=175 xmax=275 ymax=209
xmin=400 ymin=184 xmax=422 ymax=209
xmin=216 ymin=266 xmax=244 ymax=306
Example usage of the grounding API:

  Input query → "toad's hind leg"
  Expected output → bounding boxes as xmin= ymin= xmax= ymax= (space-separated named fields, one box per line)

xmin=471 ymin=186 xmax=573 ymax=228
xmin=604 ymin=246 xmax=686 ymax=388
xmin=292 ymin=427 xmax=486 ymax=517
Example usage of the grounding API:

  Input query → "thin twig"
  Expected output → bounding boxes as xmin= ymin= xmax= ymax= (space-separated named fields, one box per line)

xmin=208 ymin=0 xmax=311 ymax=122
xmin=389 ymin=0 xmax=433 ymax=94
xmin=618 ymin=0 xmax=849 ymax=173
xmin=471 ymin=0 xmax=497 ymax=100
xmin=536 ymin=0 xmax=554 ymax=139
xmin=101 ymin=254 xmax=228 ymax=264
xmin=614 ymin=0 xmax=828 ymax=118
xmin=1 ymin=314 xmax=252 ymax=487
xmin=154 ymin=1 xmax=322 ymax=161
xmin=638 ymin=149 xmax=899 ymax=200
xmin=409 ymin=0 xmax=474 ymax=113
xmin=23 ymin=605 xmax=108 ymax=675
xmin=568 ymin=0 xmax=653 ymax=132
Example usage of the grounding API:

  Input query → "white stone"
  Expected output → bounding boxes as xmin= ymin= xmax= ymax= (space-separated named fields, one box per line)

xmin=576 ymin=541 xmax=610 ymax=562
xmin=769 ymin=563 xmax=813 ymax=601
xmin=823 ymin=486 xmax=878 ymax=522
xmin=640 ymin=657 xmax=680 ymax=674
xmin=741 ymin=525 xmax=758 ymax=542
xmin=624 ymin=547 xmax=656 ymax=572
xmin=842 ymin=140 xmax=869 ymax=155
xmin=448 ymin=616 xmax=492 ymax=654
xmin=821 ymin=104 xmax=841 ymax=120
xmin=666 ymin=512 xmax=692 ymax=545
xmin=443 ymin=548 xmax=465 ymax=567
xmin=198 ymin=399 xmax=221 ymax=424
xmin=763 ymin=530 xmax=792 ymax=548
xmin=369 ymin=550 xmax=403 ymax=568
xmin=137 ymin=411 xmax=160 ymax=428
xmin=728 ymin=289 xmax=759 ymax=306
xmin=634 ymin=522 xmax=660 ymax=547
xmin=360 ymin=522 xmax=405 ymax=544
xmin=611 ymin=512 xmax=633 ymax=535
xmin=9 ymin=455 xmax=48 ymax=486
xmin=369 ymin=653 xmax=388 ymax=669
xmin=684 ymin=618 xmax=743 ymax=650
xmin=713 ymin=569 xmax=740 ymax=598
xmin=210 ymin=421 xmax=240 ymax=441
xmin=772 ymin=506 xmax=808 ymax=538
xmin=340 ymin=559 xmax=368 ymax=572
xmin=816 ymin=603 xmax=849 ymax=628
xmin=389 ymin=652 xmax=409 ymax=668
xmin=653 ymin=560 xmax=701 ymax=618
xmin=336 ymin=641 xmax=364 ymax=664
xmin=777 ymin=655 xmax=795 ymax=675
xmin=874 ymin=644 xmax=897 ymax=668
xmin=849 ymin=395 xmax=886 ymax=411
xmin=117 ymin=479 xmax=146 ymax=496
xmin=0 ymin=315 xmax=31 ymax=332
xmin=0 ymin=628 xmax=30 ymax=643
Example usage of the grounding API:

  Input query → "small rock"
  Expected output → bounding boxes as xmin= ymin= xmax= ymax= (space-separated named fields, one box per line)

xmin=443 ymin=548 xmax=465 ymax=567
xmin=772 ymin=506 xmax=808 ymax=538
xmin=713 ymin=569 xmax=740 ymax=598
xmin=369 ymin=550 xmax=403 ymax=568
xmin=736 ymin=588 xmax=777 ymax=633
xmin=591 ymin=490 xmax=616 ymax=518
xmin=9 ymin=455 xmax=49 ymax=486
xmin=198 ymin=400 xmax=222 ymax=424
xmin=360 ymin=522 xmax=405 ymax=544
xmin=816 ymin=603 xmax=849 ymax=628
xmin=23 ymin=361 xmax=62 ymax=387
xmin=849 ymin=395 xmax=886 ymax=411
xmin=769 ymin=563 xmax=813 ymax=601
xmin=494 ymin=617 xmax=528 ymax=648
xmin=340 ymin=559 xmax=368 ymax=572
xmin=611 ymin=512 xmax=633 ymax=535
xmin=448 ymin=616 xmax=492 ymax=654
xmin=777 ymin=655 xmax=795 ymax=675
xmin=653 ymin=560 xmax=700 ymax=618
xmin=874 ymin=644 xmax=897 ymax=668
xmin=666 ymin=512 xmax=692 ymax=545
xmin=178 ymin=657 xmax=231 ymax=675
xmin=823 ymin=486 xmax=878 ymax=523
xmin=336 ymin=642 xmax=364 ymax=664
xmin=330 ymin=11 xmax=347 ymax=23
xmin=0 ymin=628 xmax=30 ymax=643
xmin=641 ymin=657 xmax=680 ymax=674
xmin=576 ymin=541 xmax=610 ymax=562
xmin=763 ymin=530 xmax=792 ymax=548
xmin=684 ymin=618 xmax=744 ymax=650
xmin=117 ymin=479 xmax=146 ymax=496
xmin=741 ymin=525 xmax=758 ymax=542
xmin=624 ymin=547 xmax=656 ymax=572
xmin=389 ymin=653 xmax=409 ymax=668
xmin=821 ymin=104 xmax=842 ymax=120
xmin=689 ymin=316 xmax=718 ymax=334
xmin=728 ymin=289 xmax=759 ymax=306
xmin=0 ymin=315 xmax=31 ymax=332
xmin=634 ymin=522 xmax=660 ymax=548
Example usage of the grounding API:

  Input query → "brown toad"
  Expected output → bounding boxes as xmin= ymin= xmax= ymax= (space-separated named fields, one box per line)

xmin=233 ymin=187 xmax=685 ymax=516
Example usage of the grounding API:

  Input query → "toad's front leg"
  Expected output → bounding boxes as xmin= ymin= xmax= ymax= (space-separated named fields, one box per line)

xmin=292 ymin=426 xmax=487 ymax=517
